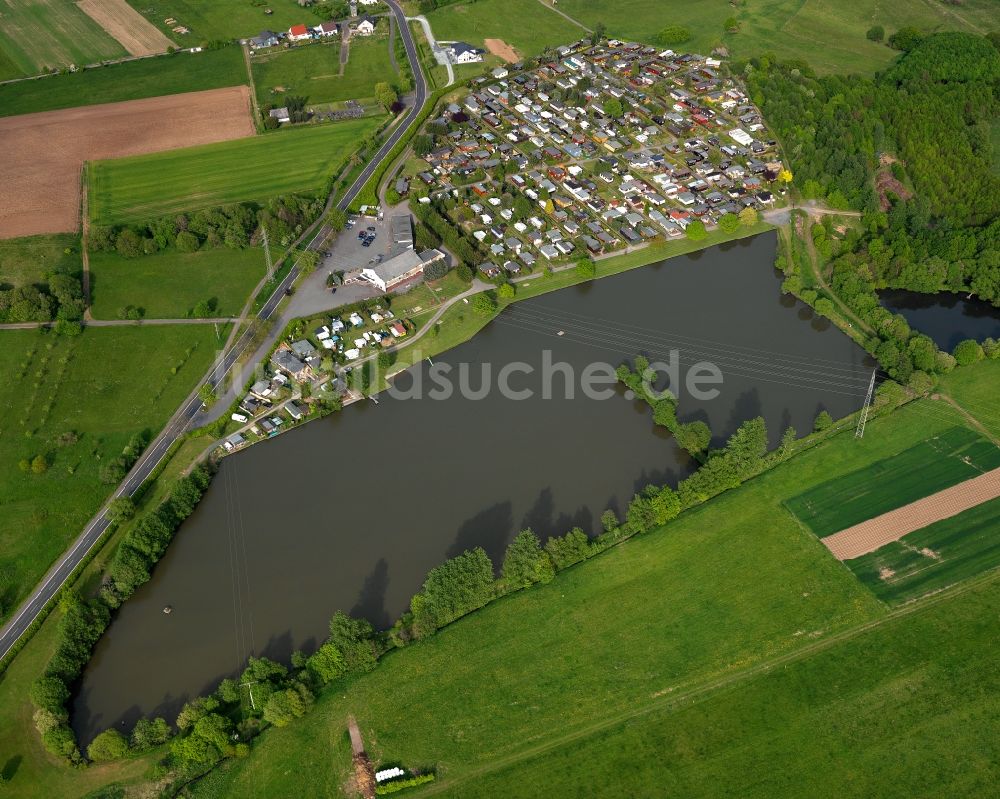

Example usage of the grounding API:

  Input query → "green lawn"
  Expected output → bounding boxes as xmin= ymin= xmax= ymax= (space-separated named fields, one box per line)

xmin=0 ymin=325 xmax=225 ymax=628
xmin=0 ymin=46 xmax=247 ymax=118
xmin=426 ymin=575 xmax=1000 ymax=798
xmin=124 ymin=0 xmax=309 ymax=43
xmin=845 ymin=496 xmax=1000 ymax=605
xmin=189 ymin=401 xmax=983 ymax=798
xmin=0 ymin=233 xmax=81 ymax=289
xmin=0 ymin=0 xmax=125 ymax=78
xmin=88 ymin=116 xmax=383 ymax=225
xmin=424 ymin=0 xmax=583 ymax=58
xmin=252 ymin=35 xmax=402 ymax=109
xmin=89 ymin=247 xmax=267 ymax=319
xmin=554 ymin=0 xmax=996 ymax=74
xmin=785 ymin=426 xmax=1000 ymax=537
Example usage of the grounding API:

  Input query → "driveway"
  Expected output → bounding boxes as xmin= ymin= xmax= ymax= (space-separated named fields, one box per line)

xmin=408 ymin=15 xmax=454 ymax=86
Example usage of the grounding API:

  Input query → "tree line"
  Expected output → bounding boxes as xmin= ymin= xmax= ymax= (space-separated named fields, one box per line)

xmin=89 ymin=195 xmax=326 ymax=260
xmin=29 ymin=465 xmax=214 ymax=764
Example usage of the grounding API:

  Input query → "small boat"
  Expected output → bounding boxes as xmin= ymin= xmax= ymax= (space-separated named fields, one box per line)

xmin=163 ymin=605 xmax=173 ymax=615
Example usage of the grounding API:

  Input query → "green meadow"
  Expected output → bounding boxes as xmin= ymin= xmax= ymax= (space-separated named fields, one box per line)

xmin=89 ymin=247 xmax=267 ymax=320
xmin=0 ymin=233 xmax=81 ymax=289
xmin=424 ymin=0 xmax=584 ymax=58
xmin=785 ymin=426 xmax=1000 ymax=538
xmin=0 ymin=46 xmax=247 ymax=117
xmin=0 ymin=0 xmax=125 ymax=79
xmin=252 ymin=35 xmax=400 ymax=108
xmin=0 ymin=325 xmax=225 ymax=628
xmin=553 ymin=0 xmax=996 ymax=74
xmin=88 ymin=116 xmax=383 ymax=225
xmin=845 ymin=496 xmax=1000 ymax=606
xmin=124 ymin=0 xmax=308 ymax=43
xmin=191 ymin=400 xmax=978 ymax=798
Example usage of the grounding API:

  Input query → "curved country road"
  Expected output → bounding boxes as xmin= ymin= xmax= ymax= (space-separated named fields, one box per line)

xmin=0 ymin=0 xmax=427 ymax=665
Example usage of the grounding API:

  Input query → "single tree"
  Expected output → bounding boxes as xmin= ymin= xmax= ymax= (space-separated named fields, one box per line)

xmin=813 ymin=410 xmax=833 ymax=432
xmin=685 ymin=219 xmax=707 ymax=240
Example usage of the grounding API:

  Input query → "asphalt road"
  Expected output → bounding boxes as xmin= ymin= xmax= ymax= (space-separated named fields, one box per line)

xmin=0 ymin=0 xmax=427 ymax=664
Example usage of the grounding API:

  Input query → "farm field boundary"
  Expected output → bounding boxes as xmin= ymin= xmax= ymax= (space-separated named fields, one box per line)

xmin=822 ymin=466 xmax=1000 ymax=560
xmin=785 ymin=426 xmax=1000 ymax=538
xmin=76 ymin=0 xmax=175 ymax=57
xmin=0 ymin=86 xmax=255 ymax=238
xmin=88 ymin=115 xmax=383 ymax=225
xmin=845 ymin=496 xmax=1000 ymax=604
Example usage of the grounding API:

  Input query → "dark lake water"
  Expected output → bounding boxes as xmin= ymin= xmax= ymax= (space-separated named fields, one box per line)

xmin=881 ymin=289 xmax=1000 ymax=351
xmin=73 ymin=233 xmax=875 ymax=741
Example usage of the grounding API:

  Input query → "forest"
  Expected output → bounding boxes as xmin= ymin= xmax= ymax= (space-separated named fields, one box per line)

xmin=747 ymin=32 xmax=1000 ymax=382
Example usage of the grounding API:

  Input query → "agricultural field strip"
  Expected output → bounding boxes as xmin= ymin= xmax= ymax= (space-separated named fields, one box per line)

xmin=87 ymin=115 xmax=382 ymax=225
xmin=785 ymin=427 xmax=1000 ymax=537
xmin=76 ymin=0 xmax=175 ymax=57
xmin=845 ymin=496 xmax=1000 ymax=605
xmin=822 ymin=466 xmax=1000 ymax=560
xmin=0 ymin=86 xmax=255 ymax=238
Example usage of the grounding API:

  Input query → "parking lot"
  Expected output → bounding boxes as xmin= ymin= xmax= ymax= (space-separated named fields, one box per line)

xmin=286 ymin=213 xmax=389 ymax=318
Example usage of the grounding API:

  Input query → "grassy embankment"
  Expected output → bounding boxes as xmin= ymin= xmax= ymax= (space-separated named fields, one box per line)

xmin=0 ymin=325 xmax=227 ymax=629
xmin=0 ymin=46 xmax=246 ymax=117
xmin=552 ymin=0 xmax=997 ymax=75
xmin=88 ymin=247 xmax=268 ymax=320
xmin=87 ymin=116 xmax=384 ymax=226
xmin=0 ymin=0 xmax=125 ymax=80
xmin=189 ymin=395 xmax=1000 ymax=798
xmin=388 ymin=221 xmax=774 ymax=376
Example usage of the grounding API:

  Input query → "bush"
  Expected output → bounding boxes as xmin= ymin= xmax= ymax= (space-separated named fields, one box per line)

xmin=718 ymin=213 xmax=740 ymax=233
xmin=888 ymin=26 xmax=923 ymax=51
xmin=376 ymin=774 xmax=436 ymax=794
xmin=685 ymin=219 xmax=707 ymax=240
xmin=952 ymin=338 xmax=984 ymax=366
xmin=866 ymin=25 xmax=884 ymax=42
xmin=813 ymin=410 xmax=833 ymax=432
xmin=87 ymin=728 xmax=129 ymax=761
xmin=472 ymin=293 xmax=497 ymax=315
xmin=657 ymin=25 xmax=691 ymax=46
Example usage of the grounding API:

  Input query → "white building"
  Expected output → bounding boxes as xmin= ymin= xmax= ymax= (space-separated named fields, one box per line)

xmin=447 ymin=42 xmax=483 ymax=64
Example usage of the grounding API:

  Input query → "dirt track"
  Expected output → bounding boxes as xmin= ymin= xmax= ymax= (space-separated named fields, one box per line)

xmin=76 ymin=0 xmax=175 ymax=56
xmin=822 ymin=466 xmax=1000 ymax=560
xmin=0 ymin=86 xmax=255 ymax=239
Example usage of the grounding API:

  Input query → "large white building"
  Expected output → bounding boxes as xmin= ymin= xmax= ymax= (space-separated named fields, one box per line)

xmin=361 ymin=249 xmax=445 ymax=292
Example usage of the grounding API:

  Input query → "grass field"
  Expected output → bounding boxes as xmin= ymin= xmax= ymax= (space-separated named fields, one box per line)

xmin=785 ymin=426 xmax=1000 ymax=538
xmin=187 ymin=401 xmax=985 ymax=798
xmin=0 ymin=325 xmax=225 ymax=628
xmin=0 ymin=233 xmax=81 ymax=289
xmin=0 ymin=0 xmax=126 ymax=79
xmin=940 ymin=359 xmax=1000 ymax=440
xmin=424 ymin=0 xmax=583 ymax=58
xmin=89 ymin=247 xmax=267 ymax=319
xmin=845 ymin=496 xmax=1000 ymax=606
xmin=0 ymin=46 xmax=246 ymax=118
xmin=423 ymin=575 xmax=1000 ymax=798
xmin=552 ymin=0 xmax=996 ymax=74
xmin=252 ymin=36 xmax=400 ymax=108
xmin=88 ymin=116 xmax=383 ymax=225
xmin=124 ymin=0 xmax=308 ymax=43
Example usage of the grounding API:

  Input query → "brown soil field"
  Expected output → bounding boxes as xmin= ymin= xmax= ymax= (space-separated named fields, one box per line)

xmin=76 ymin=0 xmax=175 ymax=57
xmin=822 ymin=466 xmax=1000 ymax=560
xmin=485 ymin=38 xmax=519 ymax=63
xmin=0 ymin=86 xmax=255 ymax=239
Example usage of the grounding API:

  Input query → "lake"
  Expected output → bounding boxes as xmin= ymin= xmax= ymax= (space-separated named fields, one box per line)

xmin=881 ymin=289 xmax=1000 ymax=351
xmin=73 ymin=233 xmax=875 ymax=741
